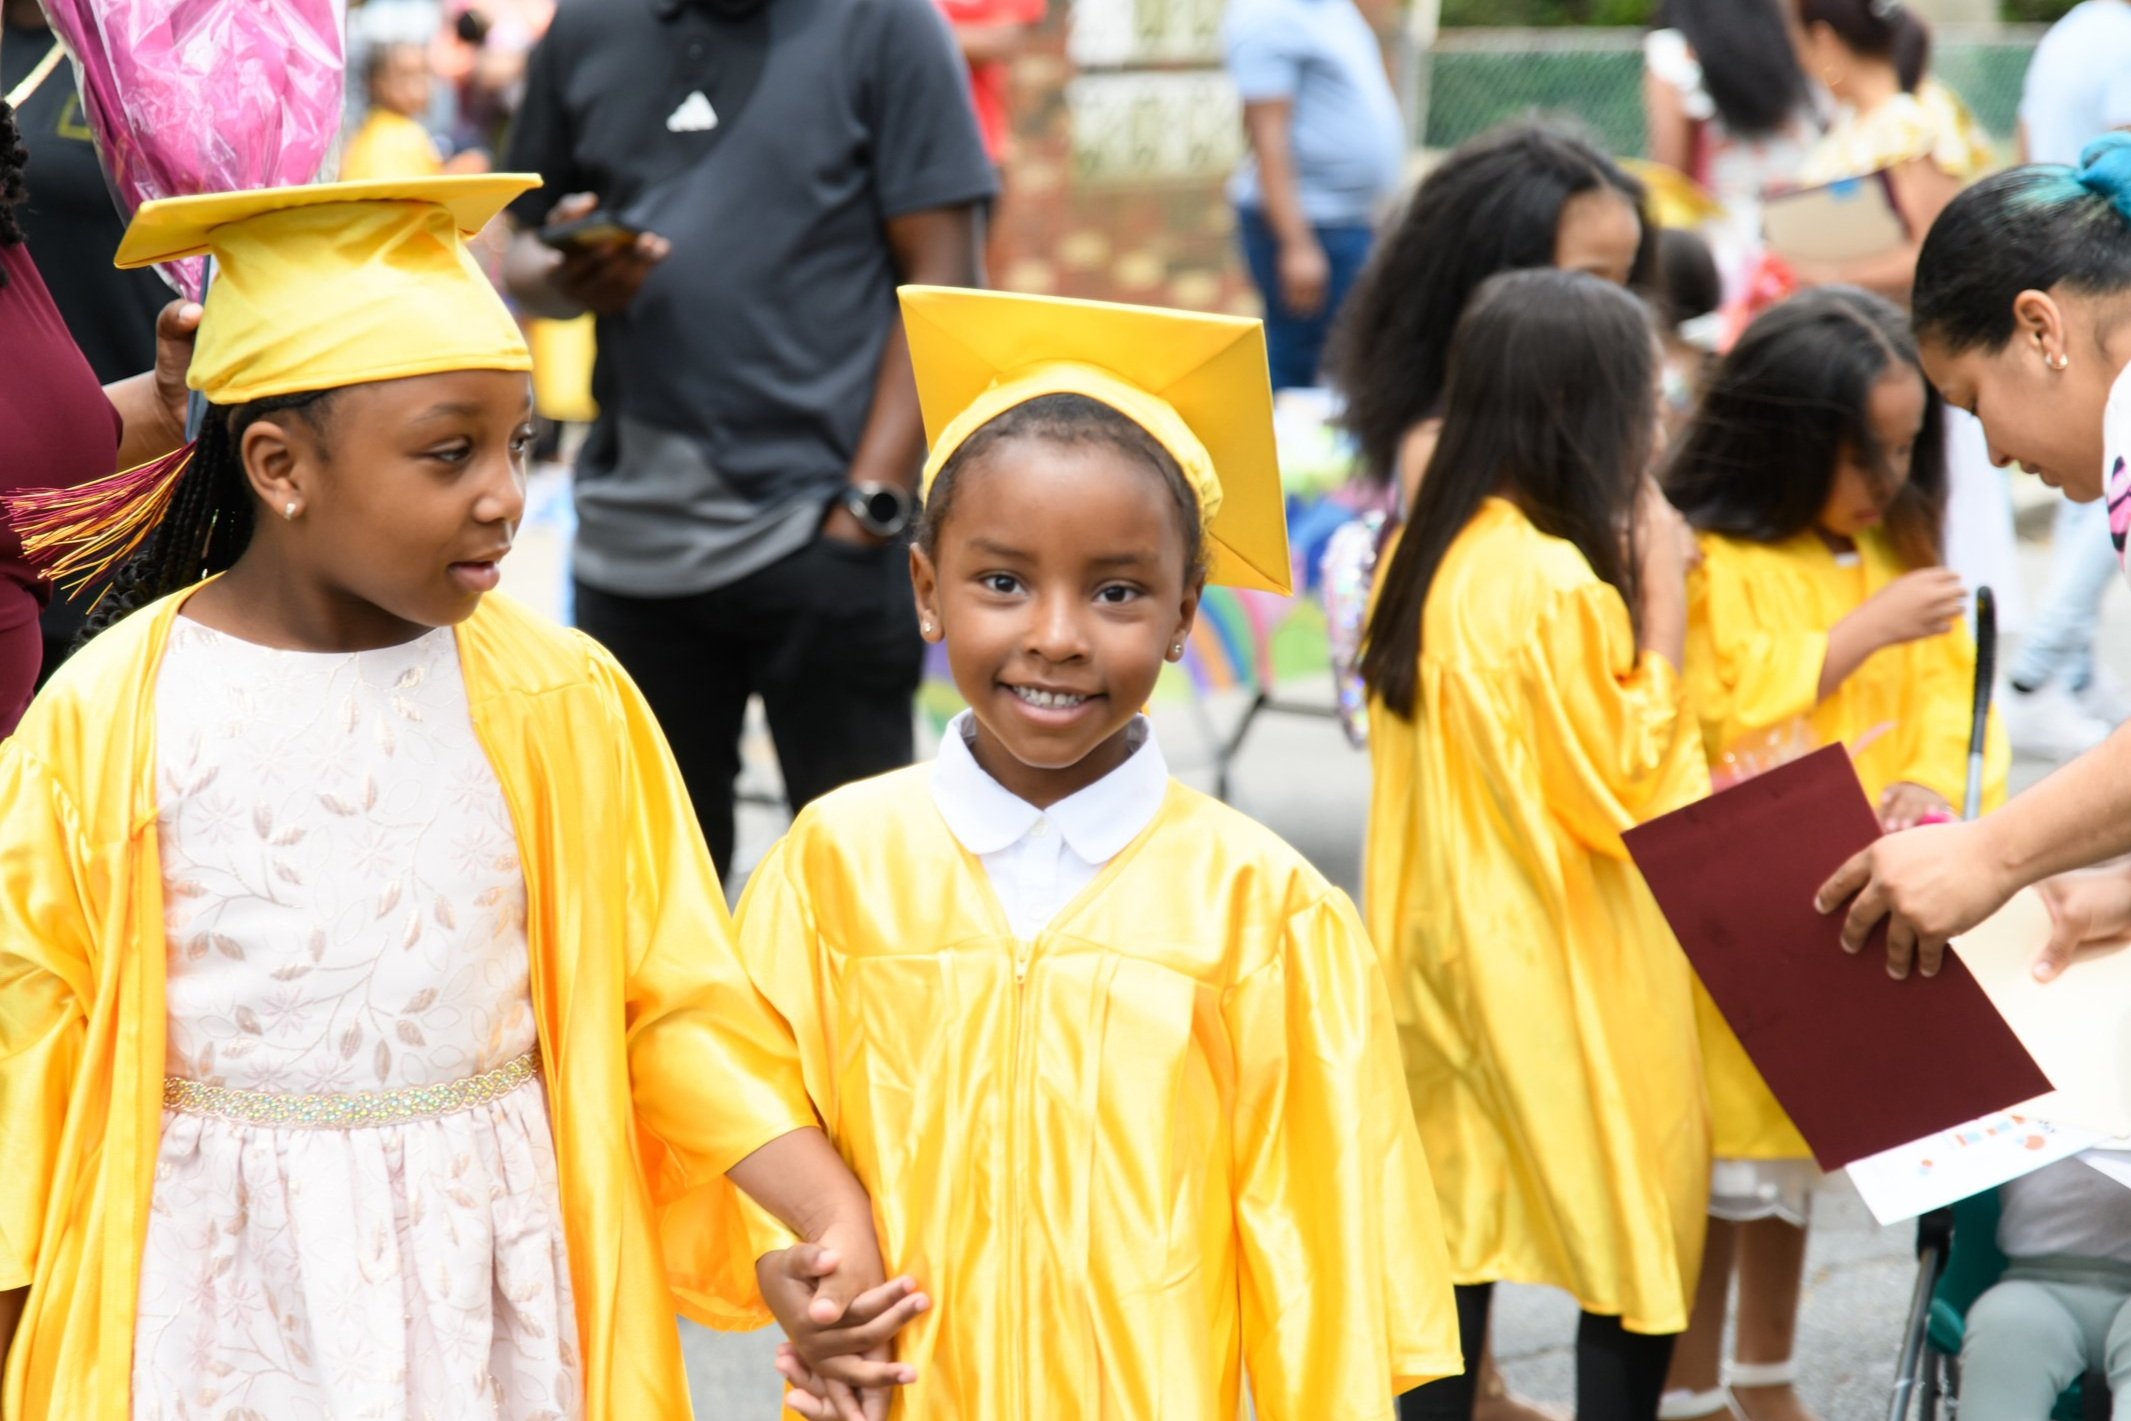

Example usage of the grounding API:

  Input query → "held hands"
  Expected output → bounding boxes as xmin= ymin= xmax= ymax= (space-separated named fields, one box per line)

xmin=1858 ymin=569 xmax=1967 ymax=651
xmin=756 ymin=1240 xmax=929 ymax=1421
xmin=543 ymin=193 xmax=670 ymax=317
xmin=1276 ymin=235 xmax=1330 ymax=317
xmin=1816 ymin=818 xmax=2016 ymax=980
xmin=1878 ymin=782 xmax=1954 ymax=833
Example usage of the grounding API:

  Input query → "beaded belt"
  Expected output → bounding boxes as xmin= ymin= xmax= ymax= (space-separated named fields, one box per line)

xmin=163 ymin=1050 xmax=540 ymax=1129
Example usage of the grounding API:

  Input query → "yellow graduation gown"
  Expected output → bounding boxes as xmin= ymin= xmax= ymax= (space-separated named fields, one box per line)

xmin=1363 ymin=498 xmax=1712 ymax=1335
xmin=0 ymin=589 xmax=816 ymax=1420
xmin=1684 ymin=530 xmax=2009 ymax=1158
xmin=735 ymin=769 xmax=1462 ymax=1419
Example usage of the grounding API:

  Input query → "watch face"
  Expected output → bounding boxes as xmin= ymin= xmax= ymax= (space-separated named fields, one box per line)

xmin=862 ymin=488 xmax=904 ymax=526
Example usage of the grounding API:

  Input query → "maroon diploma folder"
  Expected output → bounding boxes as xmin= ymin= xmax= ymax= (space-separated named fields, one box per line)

xmin=1622 ymin=745 xmax=2050 ymax=1170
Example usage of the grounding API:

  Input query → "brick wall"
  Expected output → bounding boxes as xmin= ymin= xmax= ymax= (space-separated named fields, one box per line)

xmin=987 ymin=0 xmax=1261 ymax=318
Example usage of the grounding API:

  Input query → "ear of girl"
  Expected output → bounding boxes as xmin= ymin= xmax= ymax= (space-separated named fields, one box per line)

xmin=1359 ymin=265 xmax=1712 ymax=1414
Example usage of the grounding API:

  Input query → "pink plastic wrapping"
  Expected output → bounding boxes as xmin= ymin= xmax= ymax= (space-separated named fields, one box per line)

xmin=38 ymin=0 xmax=347 ymax=299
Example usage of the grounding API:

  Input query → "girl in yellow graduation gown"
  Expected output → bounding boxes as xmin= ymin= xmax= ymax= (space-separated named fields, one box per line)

xmin=1656 ymin=287 xmax=2006 ymax=1421
xmin=0 ymin=177 xmax=921 ymax=1421
xmin=1361 ymin=268 xmax=1712 ymax=1421
xmin=744 ymin=285 xmax=1463 ymax=1421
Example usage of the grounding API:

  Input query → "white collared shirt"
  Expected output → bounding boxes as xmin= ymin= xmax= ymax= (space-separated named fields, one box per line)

xmin=929 ymin=711 xmax=1171 ymax=940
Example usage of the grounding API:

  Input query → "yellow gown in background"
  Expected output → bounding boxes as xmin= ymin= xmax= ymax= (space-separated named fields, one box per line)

xmin=1684 ymin=530 xmax=2009 ymax=1158
xmin=0 ymin=590 xmax=815 ymax=1419
xmin=1363 ymin=498 xmax=1713 ymax=1335
xmin=735 ymin=769 xmax=1463 ymax=1419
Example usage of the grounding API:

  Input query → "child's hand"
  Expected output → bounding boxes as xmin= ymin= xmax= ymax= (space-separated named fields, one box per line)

xmin=1879 ymin=781 xmax=1953 ymax=833
xmin=773 ymin=1338 xmax=907 ymax=1421
xmin=756 ymin=1242 xmax=928 ymax=1421
xmin=1861 ymin=569 xmax=1966 ymax=650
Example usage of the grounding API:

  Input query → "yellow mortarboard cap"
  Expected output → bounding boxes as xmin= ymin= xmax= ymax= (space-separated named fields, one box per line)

xmin=115 ymin=174 xmax=539 ymax=405
xmin=1619 ymin=159 xmax=1726 ymax=229
xmin=900 ymin=285 xmax=1291 ymax=595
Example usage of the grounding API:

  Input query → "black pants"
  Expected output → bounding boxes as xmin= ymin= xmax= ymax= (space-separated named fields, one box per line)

xmin=575 ymin=533 xmax=923 ymax=877
xmin=1398 ymin=1283 xmax=1677 ymax=1421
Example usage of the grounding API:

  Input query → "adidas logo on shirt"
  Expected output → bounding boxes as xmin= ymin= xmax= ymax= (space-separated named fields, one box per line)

xmin=666 ymin=91 xmax=718 ymax=133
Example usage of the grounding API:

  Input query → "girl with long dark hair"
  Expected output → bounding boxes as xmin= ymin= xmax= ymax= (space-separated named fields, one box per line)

xmin=1364 ymin=268 xmax=1710 ymax=1421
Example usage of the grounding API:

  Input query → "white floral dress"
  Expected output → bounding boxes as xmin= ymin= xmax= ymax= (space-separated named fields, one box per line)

xmin=132 ymin=619 xmax=581 ymax=1421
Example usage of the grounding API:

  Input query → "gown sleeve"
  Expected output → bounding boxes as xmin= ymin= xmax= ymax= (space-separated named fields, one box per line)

xmin=1686 ymin=548 xmax=1826 ymax=762
xmin=0 ymin=748 xmax=92 ymax=1293
xmin=1228 ymin=888 xmax=1463 ymax=1419
xmin=595 ymin=653 xmax=820 ymax=1328
xmin=1515 ymin=580 xmax=1707 ymax=857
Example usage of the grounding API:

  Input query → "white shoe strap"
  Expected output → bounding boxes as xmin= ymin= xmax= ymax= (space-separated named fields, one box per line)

xmin=1658 ymin=1388 xmax=1736 ymax=1419
xmin=1724 ymin=1359 xmax=1796 ymax=1388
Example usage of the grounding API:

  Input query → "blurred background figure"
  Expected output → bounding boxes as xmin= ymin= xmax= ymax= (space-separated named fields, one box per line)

xmin=1222 ymin=0 xmax=1404 ymax=390
xmin=1997 ymin=0 xmax=2131 ymax=758
xmin=1640 ymin=0 xmax=1818 ymax=303
xmin=932 ymin=0 xmax=1044 ymax=276
xmin=341 ymin=39 xmax=492 ymax=179
xmin=2 ymin=0 xmax=175 ymax=684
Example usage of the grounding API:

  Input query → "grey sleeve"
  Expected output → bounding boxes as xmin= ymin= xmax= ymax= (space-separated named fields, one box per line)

xmin=862 ymin=0 xmax=999 ymax=219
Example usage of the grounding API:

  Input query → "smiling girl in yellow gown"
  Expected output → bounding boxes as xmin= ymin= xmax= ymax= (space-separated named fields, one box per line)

xmin=1362 ymin=268 xmax=1712 ymax=1421
xmin=738 ymin=285 xmax=1461 ymax=1420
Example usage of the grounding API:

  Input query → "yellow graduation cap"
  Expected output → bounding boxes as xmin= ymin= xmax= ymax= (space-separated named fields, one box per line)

xmin=1619 ymin=159 xmax=1727 ymax=229
xmin=115 ymin=173 xmax=539 ymax=405
xmin=5 ymin=176 xmax=539 ymax=591
xmin=900 ymin=285 xmax=1291 ymax=595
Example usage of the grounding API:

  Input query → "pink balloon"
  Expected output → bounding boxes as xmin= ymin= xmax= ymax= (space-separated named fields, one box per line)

xmin=38 ymin=0 xmax=347 ymax=299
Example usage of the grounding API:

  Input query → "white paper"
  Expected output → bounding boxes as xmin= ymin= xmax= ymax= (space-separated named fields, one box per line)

xmin=2081 ymin=1149 xmax=2131 ymax=1191
xmin=1846 ymin=1112 xmax=2103 ymax=1226
xmin=1950 ymin=889 xmax=2131 ymax=1137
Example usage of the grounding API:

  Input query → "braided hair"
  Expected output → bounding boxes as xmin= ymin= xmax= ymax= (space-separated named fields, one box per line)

xmin=0 ymin=98 xmax=28 ymax=289
xmin=75 ymin=391 xmax=337 ymax=646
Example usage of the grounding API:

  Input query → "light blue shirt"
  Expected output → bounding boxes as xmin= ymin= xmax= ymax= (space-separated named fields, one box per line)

xmin=1222 ymin=0 xmax=1406 ymax=226
xmin=2019 ymin=0 xmax=2131 ymax=165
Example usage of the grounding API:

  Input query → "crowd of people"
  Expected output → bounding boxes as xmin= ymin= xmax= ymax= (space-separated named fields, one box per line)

xmin=6 ymin=0 xmax=2131 ymax=1420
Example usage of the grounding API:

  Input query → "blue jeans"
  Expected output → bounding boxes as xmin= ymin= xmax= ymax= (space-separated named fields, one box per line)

xmin=2011 ymin=498 xmax=2118 ymax=691
xmin=1235 ymin=206 xmax=1374 ymax=390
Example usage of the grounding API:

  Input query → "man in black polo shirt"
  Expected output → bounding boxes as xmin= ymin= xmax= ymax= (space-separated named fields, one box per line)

xmin=501 ymin=0 xmax=993 ymax=875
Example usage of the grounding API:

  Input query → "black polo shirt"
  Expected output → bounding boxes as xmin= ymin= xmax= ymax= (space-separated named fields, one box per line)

xmin=503 ymin=0 xmax=995 ymax=596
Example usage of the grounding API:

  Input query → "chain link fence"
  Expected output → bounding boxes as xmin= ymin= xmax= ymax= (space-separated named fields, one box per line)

xmin=1419 ymin=25 xmax=2048 ymax=158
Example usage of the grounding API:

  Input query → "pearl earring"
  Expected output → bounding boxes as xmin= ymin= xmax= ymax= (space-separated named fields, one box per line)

xmin=920 ymin=618 xmax=933 ymax=635
xmin=282 ymin=501 xmax=298 ymax=521
xmin=1171 ymin=642 xmax=1183 ymax=657
xmin=2048 ymin=351 xmax=2071 ymax=372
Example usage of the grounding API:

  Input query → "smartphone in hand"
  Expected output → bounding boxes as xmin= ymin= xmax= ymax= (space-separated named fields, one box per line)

xmin=537 ymin=211 xmax=645 ymax=253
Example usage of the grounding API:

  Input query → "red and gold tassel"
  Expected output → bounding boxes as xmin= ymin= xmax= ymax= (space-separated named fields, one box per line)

xmin=1 ymin=441 xmax=196 ymax=594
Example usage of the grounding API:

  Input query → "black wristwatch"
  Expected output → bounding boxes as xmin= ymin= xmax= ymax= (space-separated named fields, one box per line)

xmin=839 ymin=481 xmax=914 ymax=539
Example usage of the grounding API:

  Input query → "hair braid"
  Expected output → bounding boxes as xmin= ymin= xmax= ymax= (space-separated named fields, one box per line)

xmin=74 ymin=391 xmax=332 ymax=647
xmin=0 ymin=98 xmax=29 ymax=288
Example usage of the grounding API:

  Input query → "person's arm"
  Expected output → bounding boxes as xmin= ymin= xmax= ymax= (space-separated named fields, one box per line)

xmin=502 ymin=193 xmax=671 ymax=320
xmin=946 ymin=18 xmax=1034 ymax=63
xmin=1792 ymin=158 xmax=1961 ymax=301
xmin=102 ymin=300 xmax=200 ymax=470
xmin=1240 ymin=99 xmax=1328 ymax=319
xmin=819 ymin=204 xmax=981 ymax=549
xmin=1819 ymin=722 xmax=2131 ymax=977
xmin=1644 ymin=62 xmax=1696 ymax=174
xmin=1817 ymin=567 xmax=1966 ymax=700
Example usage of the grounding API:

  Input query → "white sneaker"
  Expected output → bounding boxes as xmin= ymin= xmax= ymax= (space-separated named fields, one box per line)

xmin=2006 ymin=680 xmax=2114 ymax=761
xmin=2074 ymin=666 xmax=2131 ymax=726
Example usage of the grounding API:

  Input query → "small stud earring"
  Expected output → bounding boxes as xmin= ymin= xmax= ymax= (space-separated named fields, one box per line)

xmin=920 ymin=618 xmax=933 ymax=635
xmin=2049 ymin=351 xmax=2071 ymax=372
xmin=282 ymin=501 xmax=298 ymax=521
xmin=1171 ymin=642 xmax=1183 ymax=657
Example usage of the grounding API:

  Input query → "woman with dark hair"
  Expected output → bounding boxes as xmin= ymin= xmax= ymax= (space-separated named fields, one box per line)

xmin=1788 ymin=0 xmax=1990 ymax=299
xmin=0 ymin=95 xmax=196 ymax=735
xmin=1330 ymin=120 xmax=1653 ymax=503
xmin=1643 ymin=0 xmax=1819 ymax=297
xmin=1364 ymin=267 xmax=1709 ymax=1421
xmin=1821 ymin=136 xmax=2131 ymax=981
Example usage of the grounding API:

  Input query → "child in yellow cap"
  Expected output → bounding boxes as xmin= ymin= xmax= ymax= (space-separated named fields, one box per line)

xmin=0 ymin=176 xmax=926 ymax=1421
xmin=736 ymin=285 xmax=1461 ymax=1420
